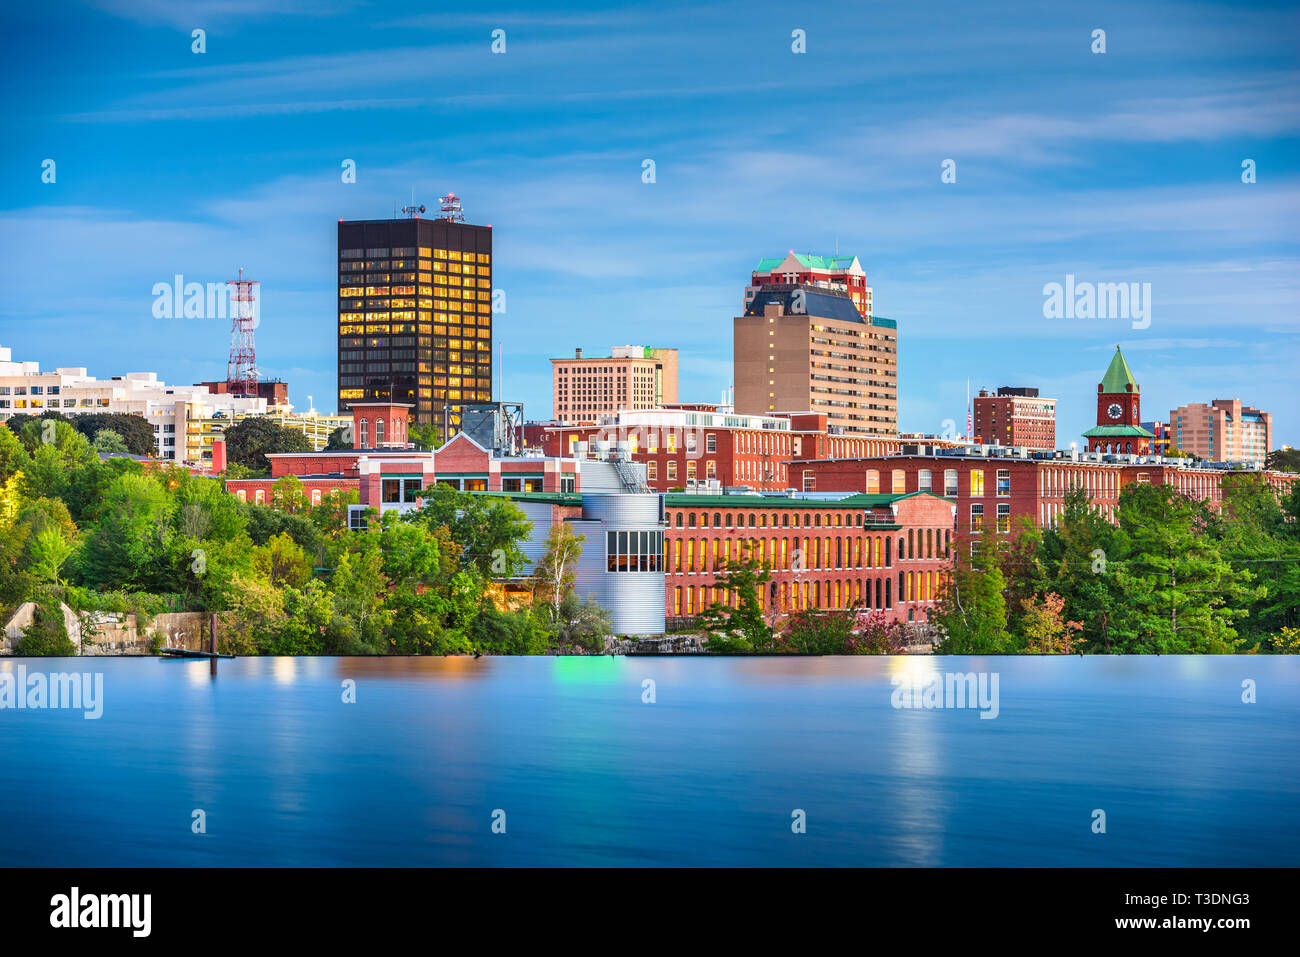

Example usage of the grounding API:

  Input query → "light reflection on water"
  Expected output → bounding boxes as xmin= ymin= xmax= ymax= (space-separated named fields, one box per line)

xmin=0 ymin=655 xmax=1296 ymax=867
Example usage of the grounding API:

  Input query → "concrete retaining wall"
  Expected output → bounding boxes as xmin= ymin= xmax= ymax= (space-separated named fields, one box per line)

xmin=1 ymin=603 xmax=208 ymax=656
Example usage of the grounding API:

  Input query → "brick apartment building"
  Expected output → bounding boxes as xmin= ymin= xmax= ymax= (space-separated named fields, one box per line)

xmin=973 ymin=386 xmax=1056 ymax=450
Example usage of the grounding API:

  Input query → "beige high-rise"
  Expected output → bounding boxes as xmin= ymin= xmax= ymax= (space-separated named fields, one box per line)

xmin=1169 ymin=399 xmax=1272 ymax=465
xmin=733 ymin=287 xmax=897 ymax=437
xmin=551 ymin=345 xmax=678 ymax=424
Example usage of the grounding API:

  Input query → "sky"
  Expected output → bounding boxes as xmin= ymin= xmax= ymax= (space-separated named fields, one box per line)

xmin=1 ymin=0 xmax=1297 ymax=446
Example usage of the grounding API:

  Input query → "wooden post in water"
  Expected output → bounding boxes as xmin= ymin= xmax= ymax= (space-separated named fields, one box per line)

xmin=209 ymin=613 xmax=219 ymax=677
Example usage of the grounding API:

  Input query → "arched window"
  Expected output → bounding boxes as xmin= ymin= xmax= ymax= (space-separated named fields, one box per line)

xmin=359 ymin=418 xmax=369 ymax=447
xmin=376 ymin=419 xmax=385 ymax=446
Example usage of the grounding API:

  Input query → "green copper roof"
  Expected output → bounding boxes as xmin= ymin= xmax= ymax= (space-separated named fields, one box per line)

xmin=755 ymin=253 xmax=859 ymax=272
xmin=1081 ymin=424 xmax=1155 ymax=438
xmin=1100 ymin=346 xmax=1139 ymax=394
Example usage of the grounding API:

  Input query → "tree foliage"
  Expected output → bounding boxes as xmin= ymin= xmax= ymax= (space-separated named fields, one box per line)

xmin=223 ymin=418 xmax=312 ymax=474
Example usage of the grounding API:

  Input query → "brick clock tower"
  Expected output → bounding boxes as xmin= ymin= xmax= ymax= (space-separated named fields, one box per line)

xmin=1082 ymin=346 xmax=1153 ymax=454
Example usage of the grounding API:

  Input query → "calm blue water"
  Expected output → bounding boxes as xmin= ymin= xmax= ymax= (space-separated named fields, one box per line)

xmin=1 ymin=655 xmax=1296 ymax=866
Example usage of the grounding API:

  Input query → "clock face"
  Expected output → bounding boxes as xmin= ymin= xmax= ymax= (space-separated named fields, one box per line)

xmin=1107 ymin=402 xmax=1124 ymax=420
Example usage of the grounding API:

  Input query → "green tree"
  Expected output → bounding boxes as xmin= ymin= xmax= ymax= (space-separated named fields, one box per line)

xmin=1111 ymin=483 xmax=1260 ymax=653
xmin=272 ymin=474 xmax=307 ymax=513
xmin=324 ymin=426 xmax=351 ymax=451
xmin=931 ymin=526 xmax=1013 ymax=653
xmin=223 ymin=417 xmax=312 ymax=474
xmin=1035 ymin=486 xmax=1127 ymax=652
xmin=532 ymin=521 xmax=585 ymax=615
xmin=252 ymin=532 xmax=313 ymax=589
xmin=1207 ymin=473 xmax=1300 ymax=646
xmin=408 ymin=422 xmax=441 ymax=450
xmin=1019 ymin=592 xmax=1083 ymax=654
xmin=1265 ymin=448 xmax=1300 ymax=473
xmin=92 ymin=429 xmax=130 ymax=454
xmin=697 ymin=545 xmax=773 ymax=653
xmin=15 ymin=601 xmax=76 ymax=656
xmin=28 ymin=525 xmax=76 ymax=584
xmin=779 ymin=605 xmax=854 ymax=654
xmin=77 ymin=472 xmax=172 ymax=590
xmin=415 ymin=484 xmax=531 ymax=578
xmin=0 ymin=426 xmax=29 ymax=483
xmin=71 ymin=413 xmax=156 ymax=455
xmin=552 ymin=592 xmax=612 ymax=651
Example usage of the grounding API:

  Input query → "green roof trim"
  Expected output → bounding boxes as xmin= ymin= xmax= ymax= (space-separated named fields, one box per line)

xmin=1100 ymin=346 xmax=1140 ymax=394
xmin=475 ymin=491 xmax=583 ymax=506
xmin=1081 ymin=425 xmax=1155 ymax=438
xmin=871 ymin=316 xmax=897 ymax=329
xmin=664 ymin=490 xmax=950 ymax=510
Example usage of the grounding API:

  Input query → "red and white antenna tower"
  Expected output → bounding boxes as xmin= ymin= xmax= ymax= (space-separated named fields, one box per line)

xmin=226 ymin=267 xmax=259 ymax=396
xmin=437 ymin=192 xmax=465 ymax=223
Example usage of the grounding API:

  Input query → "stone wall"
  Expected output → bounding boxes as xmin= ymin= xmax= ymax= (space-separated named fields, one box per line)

xmin=1 ymin=603 xmax=209 ymax=656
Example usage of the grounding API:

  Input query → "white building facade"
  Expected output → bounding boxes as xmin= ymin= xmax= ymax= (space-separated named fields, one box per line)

xmin=0 ymin=344 xmax=268 ymax=464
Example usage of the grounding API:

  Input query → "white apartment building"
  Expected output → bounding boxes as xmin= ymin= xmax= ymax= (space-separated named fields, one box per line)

xmin=0 ymin=344 xmax=268 ymax=465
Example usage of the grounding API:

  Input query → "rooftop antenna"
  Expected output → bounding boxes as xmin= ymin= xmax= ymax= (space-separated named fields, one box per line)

xmin=966 ymin=378 xmax=972 ymax=439
xmin=225 ymin=267 xmax=259 ymax=397
xmin=438 ymin=192 xmax=465 ymax=223
xmin=401 ymin=186 xmax=425 ymax=219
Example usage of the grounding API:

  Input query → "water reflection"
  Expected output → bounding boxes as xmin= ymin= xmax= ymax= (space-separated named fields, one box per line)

xmin=0 ymin=655 xmax=1294 ymax=867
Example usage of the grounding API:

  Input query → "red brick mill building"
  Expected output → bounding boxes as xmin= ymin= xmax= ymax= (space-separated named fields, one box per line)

xmin=661 ymin=490 xmax=955 ymax=624
xmin=789 ymin=444 xmax=1298 ymax=537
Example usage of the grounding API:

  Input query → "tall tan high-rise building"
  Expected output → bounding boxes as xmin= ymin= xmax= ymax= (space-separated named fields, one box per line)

xmin=551 ymin=345 xmax=678 ymax=424
xmin=1168 ymin=399 xmax=1272 ymax=465
xmin=733 ymin=283 xmax=897 ymax=437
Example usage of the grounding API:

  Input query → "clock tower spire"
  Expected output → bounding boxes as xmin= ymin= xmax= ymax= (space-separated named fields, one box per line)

xmin=1082 ymin=345 xmax=1154 ymax=454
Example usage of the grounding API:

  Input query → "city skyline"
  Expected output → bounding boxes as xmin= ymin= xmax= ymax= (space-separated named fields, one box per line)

xmin=1 ymin=0 xmax=1296 ymax=446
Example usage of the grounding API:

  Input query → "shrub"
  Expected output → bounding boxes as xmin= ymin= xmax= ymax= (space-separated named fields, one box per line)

xmin=16 ymin=601 xmax=76 ymax=656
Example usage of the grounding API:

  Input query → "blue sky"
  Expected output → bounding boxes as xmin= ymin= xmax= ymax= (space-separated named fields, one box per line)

xmin=2 ymin=0 xmax=1297 ymax=446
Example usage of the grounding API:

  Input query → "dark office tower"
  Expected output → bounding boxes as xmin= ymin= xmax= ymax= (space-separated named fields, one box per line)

xmin=337 ymin=209 xmax=493 ymax=433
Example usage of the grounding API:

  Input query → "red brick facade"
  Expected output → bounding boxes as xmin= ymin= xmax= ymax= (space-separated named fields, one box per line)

xmin=542 ymin=413 xmax=901 ymax=492
xmin=789 ymin=453 xmax=1299 ymax=535
xmin=663 ymin=492 xmax=955 ymax=624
